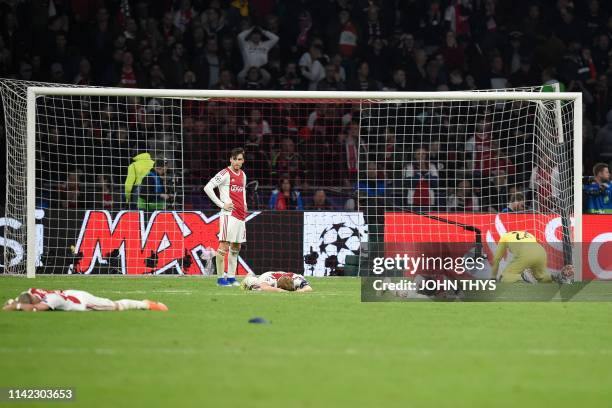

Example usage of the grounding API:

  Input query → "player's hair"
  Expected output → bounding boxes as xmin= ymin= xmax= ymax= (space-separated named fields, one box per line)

xmin=593 ymin=162 xmax=609 ymax=176
xmin=17 ymin=292 xmax=34 ymax=304
xmin=230 ymin=148 xmax=245 ymax=159
xmin=509 ymin=192 xmax=525 ymax=203
xmin=277 ymin=275 xmax=295 ymax=291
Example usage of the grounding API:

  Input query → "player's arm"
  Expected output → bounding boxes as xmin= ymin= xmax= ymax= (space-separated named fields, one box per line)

xmin=296 ymin=285 xmax=313 ymax=292
xmin=490 ymin=235 xmax=509 ymax=280
xmin=203 ymin=171 xmax=233 ymax=211
xmin=258 ymin=283 xmax=287 ymax=292
xmin=261 ymin=29 xmax=279 ymax=50
xmin=243 ymin=173 xmax=248 ymax=213
xmin=2 ymin=300 xmax=51 ymax=312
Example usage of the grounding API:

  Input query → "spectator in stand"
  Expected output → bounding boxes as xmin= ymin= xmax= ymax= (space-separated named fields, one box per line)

xmin=240 ymin=66 xmax=269 ymax=89
xmin=337 ymin=121 xmax=361 ymax=186
xmin=148 ymin=64 xmax=167 ymax=89
xmin=213 ymin=68 xmax=236 ymax=90
xmin=584 ymin=163 xmax=612 ymax=214
xmin=244 ymin=132 xmax=270 ymax=184
xmin=237 ymin=25 xmax=279 ymax=85
xmin=392 ymin=33 xmax=416 ymax=73
xmin=440 ymin=31 xmax=465 ymax=72
xmin=163 ymin=42 xmax=187 ymax=88
xmin=201 ymin=7 xmax=228 ymax=39
xmin=193 ymin=37 xmax=220 ymax=89
xmin=348 ymin=61 xmax=381 ymax=91
xmin=365 ymin=37 xmax=391 ymax=84
xmin=317 ymin=63 xmax=346 ymax=91
xmin=327 ymin=9 xmax=359 ymax=60
xmin=58 ymin=169 xmax=84 ymax=209
xmin=522 ymin=4 xmax=547 ymax=43
xmin=510 ymin=56 xmax=539 ymax=87
xmin=173 ymin=0 xmax=196 ymax=34
xmin=481 ymin=169 xmax=509 ymax=212
xmin=384 ymin=68 xmax=410 ymax=91
xmin=74 ymin=58 xmax=92 ymax=85
xmin=96 ymin=174 xmax=114 ymax=211
xmin=592 ymin=74 xmax=611 ymax=125
xmin=308 ymin=189 xmax=334 ymax=211
xmin=479 ymin=140 xmax=516 ymax=179
xmin=363 ymin=3 xmax=386 ymax=47
xmin=529 ymin=156 xmax=562 ymax=212
xmin=299 ymin=43 xmax=325 ymax=91
xmin=487 ymin=54 xmax=509 ymax=89
xmin=402 ymin=146 xmax=440 ymax=210
xmin=50 ymin=62 xmax=66 ymax=83
xmin=595 ymin=110 xmax=612 ymax=162
xmin=219 ymin=34 xmax=243 ymax=74
xmin=138 ymin=159 xmax=169 ymax=211
xmin=501 ymin=192 xmax=526 ymax=213
xmin=268 ymin=177 xmax=304 ymax=210
xmin=270 ymin=138 xmax=307 ymax=184
xmin=447 ymin=180 xmax=480 ymax=211
xmin=118 ymin=52 xmax=139 ymax=88
xmin=356 ymin=162 xmax=385 ymax=198
xmin=243 ymin=109 xmax=271 ymax=147
xmin=419 ymin=1 xmax=445 ymax=49
xmin=277 ymin=62 xmax=304 ymax=90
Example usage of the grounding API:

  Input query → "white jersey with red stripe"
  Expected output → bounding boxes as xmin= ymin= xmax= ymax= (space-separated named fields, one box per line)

xmin=207 ymin=167 xmax=247 ymax=221
xmin=27 ymin=288 xmax=114 ymax=311
xmin=28 ymin=288 xmax=87 ymax=311
xmin=257 ymin=272 xmax=309 ymax=290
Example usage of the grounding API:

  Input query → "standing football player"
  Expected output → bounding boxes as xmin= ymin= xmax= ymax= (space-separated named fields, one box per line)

xmin=203 ymin=148 xmax=248 ymax=286
xmin=491 ymin=230 xmax=574 ymax=283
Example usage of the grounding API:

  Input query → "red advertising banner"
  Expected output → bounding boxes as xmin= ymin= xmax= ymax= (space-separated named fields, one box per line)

xmin=384 ymin=213 xmax=612 ymax=280
xmin=72 ymin=210 xmax=258 ymax=275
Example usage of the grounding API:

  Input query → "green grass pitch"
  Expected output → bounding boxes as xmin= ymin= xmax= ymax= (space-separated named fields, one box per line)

xmin=1 ymin=276 xmax=612 ymax=408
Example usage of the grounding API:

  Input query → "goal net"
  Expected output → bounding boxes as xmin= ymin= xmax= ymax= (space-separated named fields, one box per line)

xmin=0 ymin=79 xmax=581 ymax=279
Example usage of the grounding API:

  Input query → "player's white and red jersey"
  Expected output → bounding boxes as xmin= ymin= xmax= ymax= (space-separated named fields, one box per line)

xmin=252 ymin=272 xmax=310 ymax=290
xmin=26 ymin=288 xmax=114 ymax=311
xmin=207 ymin=167 xmax=247 ymax=221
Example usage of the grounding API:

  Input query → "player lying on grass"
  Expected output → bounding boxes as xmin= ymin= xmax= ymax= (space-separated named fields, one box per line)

xmin=491 ymin=231 xmax=574 ymax=283
xmin=240 ymin=271 xmax=313 ymax=292
xmin=2 ymin=288 xmax=168 ymax=312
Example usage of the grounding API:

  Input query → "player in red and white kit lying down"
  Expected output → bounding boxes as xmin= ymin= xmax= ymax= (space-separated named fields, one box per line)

xmin=240 ymin=271 xmax=313 ymax=292
xmin=2 ymin=288 xmax=168 ymax=312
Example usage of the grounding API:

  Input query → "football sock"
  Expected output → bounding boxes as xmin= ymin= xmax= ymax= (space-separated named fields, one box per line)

xmin=216 ymin=249 xmax=227 ymax=278
xmin=116 ymin=299 xmax=148 ymax=311
xmin=228 ymin=249 xmax=239 ymax=278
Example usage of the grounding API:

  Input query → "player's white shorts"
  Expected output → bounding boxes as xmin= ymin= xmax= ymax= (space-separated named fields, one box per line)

xmin=219 ymin=214 xmax=246 ymax=243
xmin=65 ymin=290 xmax=116 ymax=311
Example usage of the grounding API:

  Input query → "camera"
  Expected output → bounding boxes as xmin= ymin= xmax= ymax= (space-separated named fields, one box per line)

xmin=303 ymin=246 xmax=319 ymax=265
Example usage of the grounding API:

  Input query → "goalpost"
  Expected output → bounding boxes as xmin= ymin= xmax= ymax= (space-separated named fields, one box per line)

xmin=0 ymin=79 xmax=582 ymax=279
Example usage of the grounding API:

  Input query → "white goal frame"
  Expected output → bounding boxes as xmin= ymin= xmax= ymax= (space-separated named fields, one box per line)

xmin=24 ymin=88 xmax=583 ymax=278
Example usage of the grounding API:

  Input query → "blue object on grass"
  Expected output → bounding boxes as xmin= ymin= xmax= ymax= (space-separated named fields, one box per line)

xmin=248 ymin=317 xmax=269 ymax=324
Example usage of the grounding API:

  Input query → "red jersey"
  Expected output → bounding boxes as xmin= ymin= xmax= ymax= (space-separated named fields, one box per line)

xmin=205 ymin=167 xmax=247 ymax=221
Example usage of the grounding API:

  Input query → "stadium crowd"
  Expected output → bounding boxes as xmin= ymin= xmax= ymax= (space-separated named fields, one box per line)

xmin=0 ymin=0 xmax=611 ymax=213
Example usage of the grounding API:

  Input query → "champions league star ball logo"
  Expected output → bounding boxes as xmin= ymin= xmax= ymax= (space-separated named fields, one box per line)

xmin=318 ymin=222 xmax=362 ymax=259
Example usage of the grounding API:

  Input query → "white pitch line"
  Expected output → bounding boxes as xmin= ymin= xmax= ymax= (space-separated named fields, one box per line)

xmin=96 ymin=290 xmax=194 ymax=295
xmin=1 ymin=346 xmax=611 ymax=358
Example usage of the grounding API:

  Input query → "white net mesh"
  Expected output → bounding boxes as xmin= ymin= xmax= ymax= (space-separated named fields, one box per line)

xmin=0 ymin=79 xmax=577 ymax=278
xmin=358 ymin=94 xmax=576 ymax=278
